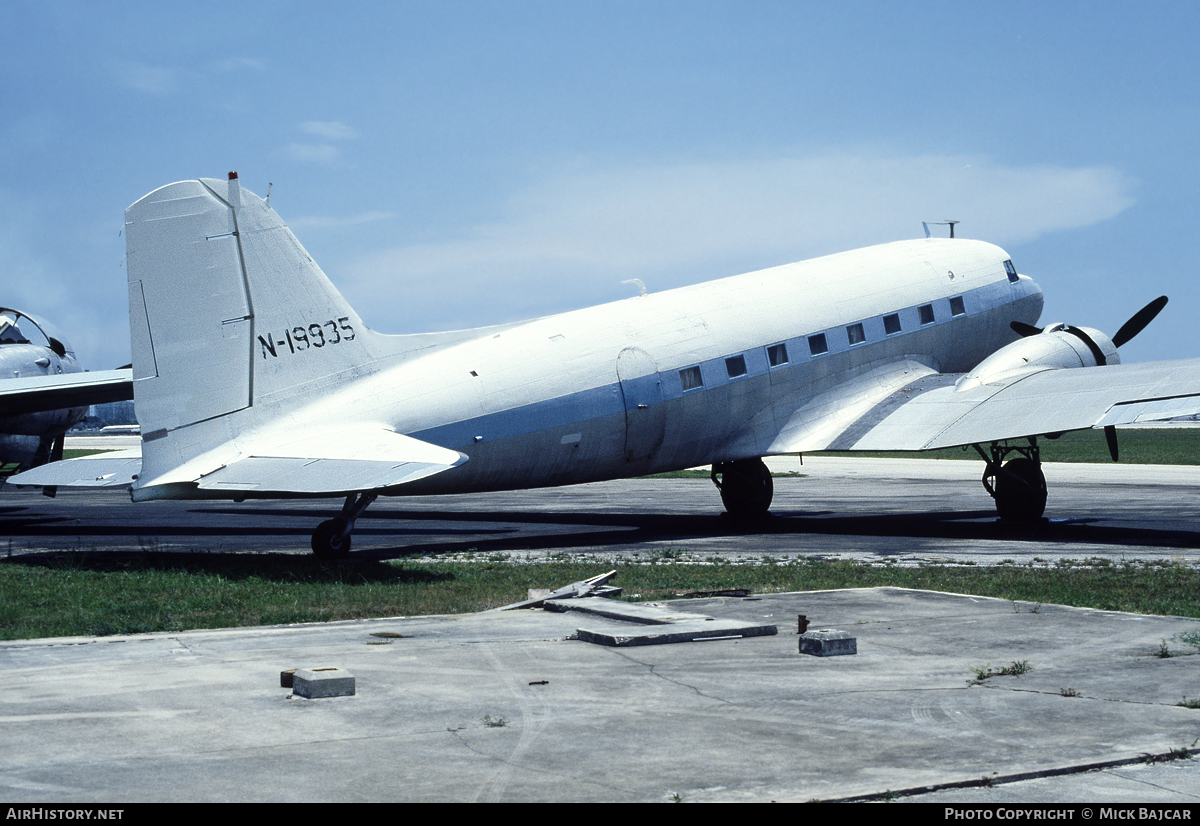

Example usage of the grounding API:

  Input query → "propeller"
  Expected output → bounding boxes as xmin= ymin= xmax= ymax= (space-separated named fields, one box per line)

xmin=1011 ymin=296 xmax=1168 ymax=344
xmin=1112 ymin=295 xmax=1168 ymax=348
xmin=1008 ymin=296 xmax=1169 ymax=463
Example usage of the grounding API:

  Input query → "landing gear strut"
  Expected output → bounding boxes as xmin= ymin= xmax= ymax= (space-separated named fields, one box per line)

xmin=311 ymin=491 xmax=378 ymax=559
xmin=975 ymin=439 xmax=1046 ymax=522
xmin=711 ymin=457 xmax=774 ymax=518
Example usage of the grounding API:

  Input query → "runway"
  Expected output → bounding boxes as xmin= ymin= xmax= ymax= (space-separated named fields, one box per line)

xmin=3 ymin=455 xmax=1199 ymax=565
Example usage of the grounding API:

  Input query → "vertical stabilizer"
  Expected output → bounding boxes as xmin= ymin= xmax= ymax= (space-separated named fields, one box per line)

xmin=127 ymin=179 xmax=251 ymax=436
xmin=125 ymin=175 xmax=381 ymax=492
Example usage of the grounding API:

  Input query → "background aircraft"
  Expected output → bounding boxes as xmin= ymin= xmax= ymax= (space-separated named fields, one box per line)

xmin=14 ymin=175 xmax=1200 ymax=556
xmin=0 ymin=308 xmax=132 ymax=478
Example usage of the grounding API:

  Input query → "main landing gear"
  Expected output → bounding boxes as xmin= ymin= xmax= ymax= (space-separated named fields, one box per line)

xmin=975 ymin=439 xmax=1047 ymax=522
xmin=711 ymin=457 xmax=774 ymax=518
xmin=311 ymin=491 xmax=378 ymax=559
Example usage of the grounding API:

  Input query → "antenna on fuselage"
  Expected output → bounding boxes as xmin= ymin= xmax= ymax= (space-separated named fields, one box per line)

xmin=923 ymin=220 xmax=960 ymax=238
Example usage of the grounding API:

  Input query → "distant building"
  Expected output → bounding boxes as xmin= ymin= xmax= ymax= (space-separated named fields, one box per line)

xmin=80 ymin=400 xmax=137 ymax=431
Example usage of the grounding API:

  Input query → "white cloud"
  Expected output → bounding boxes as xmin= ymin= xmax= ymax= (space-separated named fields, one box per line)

xmin=300 ymin=121 xmax=358 ymax=141
xmin=331 ymin=151 xmax=1135 ymax=333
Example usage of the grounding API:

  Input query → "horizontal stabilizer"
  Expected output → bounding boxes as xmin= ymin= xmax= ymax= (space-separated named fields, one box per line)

xmin=178 ymin=428 xmax=467 ymax=495
xmin=8 ymin=448 xmax=142 ymax=488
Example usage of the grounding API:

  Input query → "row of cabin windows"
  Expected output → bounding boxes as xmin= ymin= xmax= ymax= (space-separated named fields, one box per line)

xmin=678 ymin=294 xmax=968 ymax=391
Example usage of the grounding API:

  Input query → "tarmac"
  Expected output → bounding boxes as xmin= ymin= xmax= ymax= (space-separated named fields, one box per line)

xmin=2 ymin=586 xmax=1199 ymax=803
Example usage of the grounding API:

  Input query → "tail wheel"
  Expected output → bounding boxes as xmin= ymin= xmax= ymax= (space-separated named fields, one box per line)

xmin=993 ymin=458 xmax=1047 ymax=522
xmin=312 ymin=518 xmax=352 ymax=559
xmin=711 ymin=458 xmax=774 ymax=517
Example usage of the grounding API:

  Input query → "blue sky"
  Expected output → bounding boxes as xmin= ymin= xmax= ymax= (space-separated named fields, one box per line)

xmin=3 ymin=1 xmax=1199 ymax=372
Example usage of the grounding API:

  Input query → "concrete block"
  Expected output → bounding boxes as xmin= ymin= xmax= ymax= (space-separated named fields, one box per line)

xmin=798 ymin=629 xmax=857 ymax=657
xmin=292 ymin=667 xmax=355 ymax=698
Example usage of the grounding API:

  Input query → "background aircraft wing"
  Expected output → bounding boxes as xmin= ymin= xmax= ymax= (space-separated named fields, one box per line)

xmin=0 ymin=368 xmax=134 ymax=415
xmin=772 ymin=358 xmax=1200 ymax=453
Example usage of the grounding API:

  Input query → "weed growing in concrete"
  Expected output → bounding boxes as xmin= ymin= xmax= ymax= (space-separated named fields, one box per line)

xmin=970 ymin=660 xmax=1031 ymax=682
xmin=1141 ymin=748 xmax=1194 ymax=763
xmin=1157 ymin=641 xmax=1173 ymax=658
xmin=481 ymin=715 xmax=507 ymax=728
xmin=1060 ymin=687 xmax=1079 ymax=697
xmin=1176 ymin=630 xmax=1200 ymax=651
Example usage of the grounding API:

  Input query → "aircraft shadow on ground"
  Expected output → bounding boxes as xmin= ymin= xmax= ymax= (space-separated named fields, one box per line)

xmin=193 ymin=504 xmax=1200 ymax=560
xmin=3 ymin=502 xmax=1196 ymax=564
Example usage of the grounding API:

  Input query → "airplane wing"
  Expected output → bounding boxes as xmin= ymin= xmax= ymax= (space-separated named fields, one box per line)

xmin=765 ymin=357 xmax=1200 ymax=454
xmin=0 ymin=368 xmax=134 ymax=415
xmin=8 ymin=425 xmax=468 ymax=495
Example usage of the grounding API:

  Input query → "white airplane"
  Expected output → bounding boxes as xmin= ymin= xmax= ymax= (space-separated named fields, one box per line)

xmin=12 ymin=173 xmax=1200 ymax=557
xmin=0 ymin=308 xmax=132 ymax=475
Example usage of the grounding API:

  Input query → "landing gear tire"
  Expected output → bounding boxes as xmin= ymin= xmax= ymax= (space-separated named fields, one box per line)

xmin=993 ymin=458 xmax=1047 ymax=522
xmin=712 ymin=458 xmax=774 ymax=518
xmin=312 ymin=518 xmax=352 ymax=559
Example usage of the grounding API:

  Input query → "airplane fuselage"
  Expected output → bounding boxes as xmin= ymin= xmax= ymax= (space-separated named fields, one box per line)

xmin=276 ymin=238 xmax=1041 ymax=497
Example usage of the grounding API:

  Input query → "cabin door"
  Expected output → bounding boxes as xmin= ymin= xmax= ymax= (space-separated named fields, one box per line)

xmin=616 ymin=347 xmax=666 ymax=462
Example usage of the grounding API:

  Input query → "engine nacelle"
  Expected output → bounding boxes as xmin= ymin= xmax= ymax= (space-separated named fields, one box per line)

xmin=956 ymin=324 xmax=1118 ymax=391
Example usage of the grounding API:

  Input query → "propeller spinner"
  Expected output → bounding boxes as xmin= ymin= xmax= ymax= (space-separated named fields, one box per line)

xmin=1009 ymin=296 xmax=1168 ymax=462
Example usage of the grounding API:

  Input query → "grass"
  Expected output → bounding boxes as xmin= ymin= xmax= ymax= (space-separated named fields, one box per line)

xmin=2 ymin=553 xmax=1199 ymax=640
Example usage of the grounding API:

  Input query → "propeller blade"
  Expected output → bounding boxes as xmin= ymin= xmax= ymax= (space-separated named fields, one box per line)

xmin=1010 ymin=321 xmax=1042 ymax=337
xmin=1112 ymin=296 xmax=1168 ymax=348
xmin=1105 ymin=424 xmax=1119 ymax=462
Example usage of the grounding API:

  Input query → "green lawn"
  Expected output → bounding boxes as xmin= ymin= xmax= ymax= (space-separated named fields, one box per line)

xmin=2 ymin=554 xmax=1198 ymax=640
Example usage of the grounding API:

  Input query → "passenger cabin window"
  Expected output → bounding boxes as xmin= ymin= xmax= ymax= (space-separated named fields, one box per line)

xmin=725 ymin=355 xmax=747 ymax=378
xmin=767 ymin=343 xmax=788 ymax=367
xmin=883 ymin=314 xmax=902 ymax=335
xmin=680 ymin=366 xmax=703 ymax=391
xmin=808 ymin=333 xmax=828 ymax=356
xmin=950 ymin=296 xmax=966 ymax=316
xmin=846 ymin=322 xmax=866 ymax=345
xmin=1004 ymin=260 xmax=1018 ymax=283
xmin=918 ymin=304 xmax=935 ymax=325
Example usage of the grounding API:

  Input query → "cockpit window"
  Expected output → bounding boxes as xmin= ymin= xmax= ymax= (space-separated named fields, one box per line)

xmin=1004 ymin=260 xmax=1018 ymax=283
xmin=0 ymin=309 xmax=63 ymax=354
xmin=0 ymin=315 xmax=31 ymax=345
